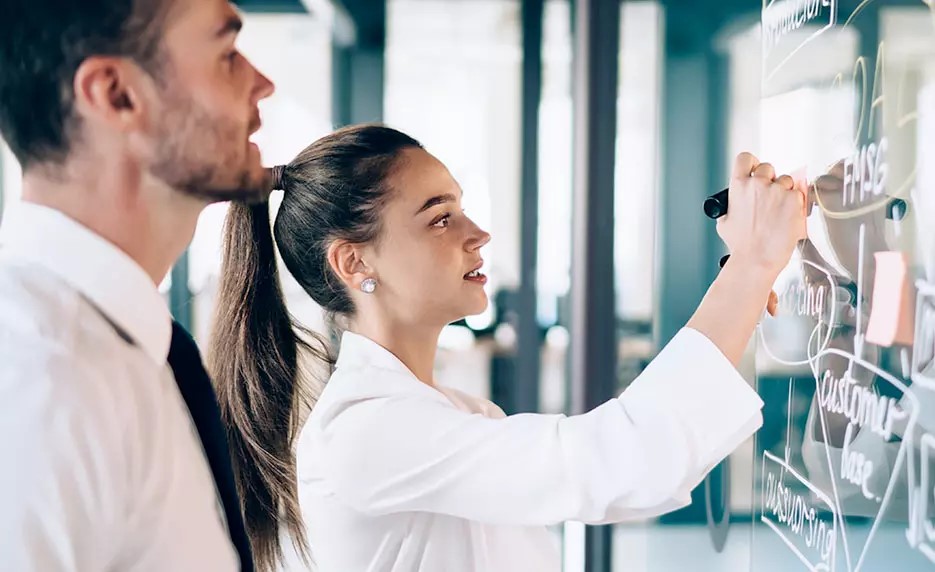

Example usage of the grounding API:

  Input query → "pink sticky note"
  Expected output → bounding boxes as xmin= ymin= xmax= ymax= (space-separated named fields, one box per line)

xmin=792 ymin=167 xmax=809 ymax=237
xmin=791 ymin=167 xmax=808 ymax=192
xmin=865 ymin=252 xmax=916 ymax=347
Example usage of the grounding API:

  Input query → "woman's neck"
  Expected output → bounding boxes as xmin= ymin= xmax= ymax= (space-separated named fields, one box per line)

xmin=350 ymin=316 xmax=442 ymax=386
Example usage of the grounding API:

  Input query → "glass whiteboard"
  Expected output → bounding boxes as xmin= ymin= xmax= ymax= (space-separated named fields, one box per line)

xmin=752 ymin=1 xmax=935 ymax=570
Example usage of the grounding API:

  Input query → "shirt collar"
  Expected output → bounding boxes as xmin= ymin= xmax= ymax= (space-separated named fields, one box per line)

xmin=0 ymin=202 xmax=172 ymax=364
xmin=335 ymin=331 xmax=417 ymax=377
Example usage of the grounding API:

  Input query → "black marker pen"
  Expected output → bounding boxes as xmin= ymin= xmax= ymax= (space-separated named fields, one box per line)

xmin=703 ymin=187 xmax=907 ymax=221
xmin=706 ymin=188 xmax=909 ymax=270
xmin=703 ymin=188 xmax=730 ymax=220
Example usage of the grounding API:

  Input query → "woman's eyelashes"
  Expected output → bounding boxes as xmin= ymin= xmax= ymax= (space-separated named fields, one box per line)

xmin=429 ymin=209 xmax=466 ymax=230
xmin=430 ymin=213 xmax=451 ymax=229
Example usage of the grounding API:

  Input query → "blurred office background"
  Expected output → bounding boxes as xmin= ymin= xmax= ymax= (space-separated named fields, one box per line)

xmin=3 ymin=0 xmax=935 ymax=570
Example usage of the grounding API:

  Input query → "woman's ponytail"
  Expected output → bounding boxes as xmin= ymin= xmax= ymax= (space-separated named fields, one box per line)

xmin=207 ymin=200 xmax=327 ymax=572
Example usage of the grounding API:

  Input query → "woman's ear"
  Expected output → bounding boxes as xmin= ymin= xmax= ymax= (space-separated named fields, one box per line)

xmin=327 ymin=240 xmax=374 ymax=291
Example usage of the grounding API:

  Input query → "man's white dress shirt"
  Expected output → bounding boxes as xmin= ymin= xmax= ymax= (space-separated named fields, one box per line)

xmin=0 ymin=203 xmax=238 ymax=571
xmin=294 ymin=328 xmax=764 ymax=571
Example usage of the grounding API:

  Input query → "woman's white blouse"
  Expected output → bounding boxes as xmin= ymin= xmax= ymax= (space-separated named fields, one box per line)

xmin=292 ymin=328 xmax=764 ymax=572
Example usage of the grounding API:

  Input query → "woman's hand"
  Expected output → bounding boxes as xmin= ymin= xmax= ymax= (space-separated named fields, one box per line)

xmin=687 ymin=153 xmax=808 ymax=366
xmin=717 ymin=152 xmax=808 ymax=279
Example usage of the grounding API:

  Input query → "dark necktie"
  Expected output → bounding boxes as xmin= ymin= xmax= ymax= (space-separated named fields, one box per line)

xmin=167 ymin=320 xmax=254 ymax=572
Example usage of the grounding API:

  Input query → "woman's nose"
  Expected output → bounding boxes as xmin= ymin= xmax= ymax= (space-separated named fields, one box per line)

xmin=465 ymin=221 xmax=491 ymax=252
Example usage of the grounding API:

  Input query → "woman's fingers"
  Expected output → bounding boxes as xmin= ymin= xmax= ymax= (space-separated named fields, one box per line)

xmin=753 ymin=162 xmax=776 ymax=181
xmin=732 ymin=152 xmax=760 ymax=179
xmin=775 ymin=174 xmax=795 ymax=190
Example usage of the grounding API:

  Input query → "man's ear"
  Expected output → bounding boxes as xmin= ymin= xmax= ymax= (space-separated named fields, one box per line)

xmin=72 ymin=57 xmax=153 ymax=134
xmin=327 ymin=240 xmax=375 ymax=291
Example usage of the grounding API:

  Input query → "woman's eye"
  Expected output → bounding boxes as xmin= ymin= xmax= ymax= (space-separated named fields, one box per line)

xmin=432 ymin=214 xmax=451 ymax=228
xmin=225 ymin=51 xmax=238 ymax=68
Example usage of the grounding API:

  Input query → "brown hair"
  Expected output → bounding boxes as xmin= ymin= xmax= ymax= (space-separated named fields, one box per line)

xmin=0 ymin=0 xmax=171 ymax=168
xmin=207 ymin=124 xmax=423 ymax=571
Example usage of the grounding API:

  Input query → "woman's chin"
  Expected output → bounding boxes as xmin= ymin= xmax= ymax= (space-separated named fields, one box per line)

xmin=465 ymin=295 xmax=490 ymax=316
xmin=437 ymin=293 xmax=489 ymax=327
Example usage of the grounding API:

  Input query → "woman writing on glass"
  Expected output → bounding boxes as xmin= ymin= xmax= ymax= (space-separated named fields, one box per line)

xmin=208 ymin=124 xmax=806 ymax=572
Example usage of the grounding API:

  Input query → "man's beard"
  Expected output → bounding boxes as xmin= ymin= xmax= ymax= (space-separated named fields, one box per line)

xmin=149 ymin=91 xmax=270 ymax=205
xmin=176 ymin=169 xmax=271 ymax=205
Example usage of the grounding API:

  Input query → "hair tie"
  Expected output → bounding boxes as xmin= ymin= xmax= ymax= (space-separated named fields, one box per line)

xmin=270 ymin=164 xmax=287 ymax=191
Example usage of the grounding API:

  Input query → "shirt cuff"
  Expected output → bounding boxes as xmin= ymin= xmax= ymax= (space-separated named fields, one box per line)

xmin=619 ymin=327 xmax=764 ymax=466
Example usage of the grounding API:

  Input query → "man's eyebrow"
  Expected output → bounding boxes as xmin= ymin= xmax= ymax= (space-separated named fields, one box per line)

xmin=216 ymin=15 xmax=243 ymax=39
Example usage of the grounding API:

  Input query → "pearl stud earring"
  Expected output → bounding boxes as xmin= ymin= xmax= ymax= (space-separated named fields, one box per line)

xmin=360 ymin=278 xmax=377 ymax=294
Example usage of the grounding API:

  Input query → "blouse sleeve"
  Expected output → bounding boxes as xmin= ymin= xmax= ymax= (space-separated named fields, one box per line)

xmin=320 ymin=327 xmax=764 ymax=525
